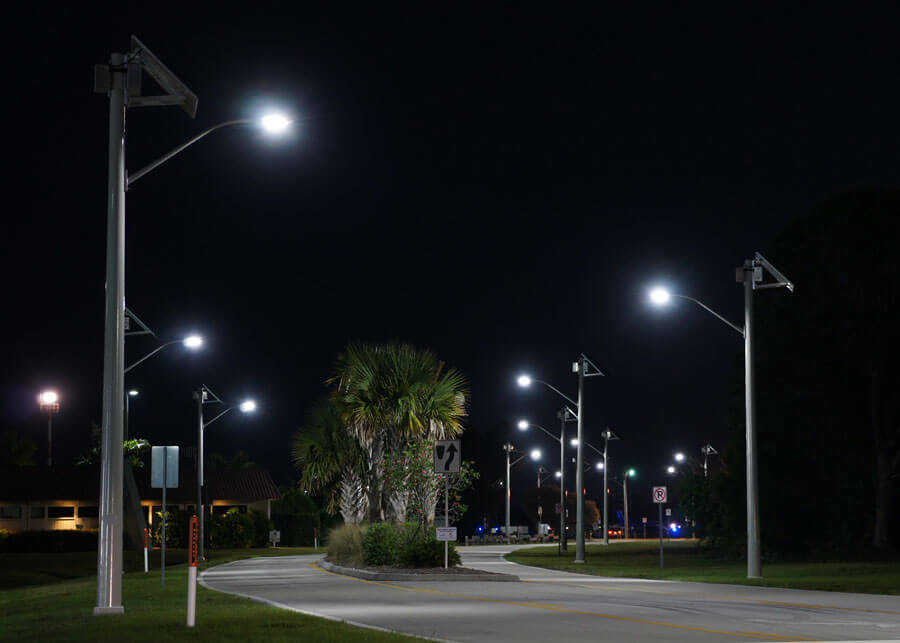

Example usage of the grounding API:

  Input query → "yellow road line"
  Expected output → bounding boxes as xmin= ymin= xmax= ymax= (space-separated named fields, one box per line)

xmin=529 ymin=579 xmax=900 ymax=616
xmin=310 ymin=563 xmax=815 ymax=641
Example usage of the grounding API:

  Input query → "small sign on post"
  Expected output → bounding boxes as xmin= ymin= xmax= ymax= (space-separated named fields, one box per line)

xmin=652 ymin=486 xmax=667 ymax=570
xmin=269 ymin=530 xmax=281 ymax=546
xmin=151 ymin=446 xmax=179 ymax=586
xmin=143 ymin=527 xmax=149 ymax=573
xmin=187 ymin=516 xmax=198 ymax=627
xmin=436 ymin=527 xmax=457 ymax=541
xmin=433 ymin=440 xmax=461 ymax=474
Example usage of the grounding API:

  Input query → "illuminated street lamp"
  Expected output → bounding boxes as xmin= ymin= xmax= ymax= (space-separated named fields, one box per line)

xmin=667 ymin=465 xmax=677 ymax=475
xmin=517 ymin=354 xmax=603 ymax=563
xmin=194 ymin=386 xmax=257 ymax=560
xmin=674 ymin=452 xmax=685 ymax=463
xmin=503 ymin=442 xmax=541 ymax=545
xmin=38 ymin=391 xmax=60 ymax=466
xmin=124 ymin=334 xmax=204 ymax=374
xmin=623 ymin=468 xmax=636 ymax=539
xmin=647 ymin=252 xmax=794 ymax=579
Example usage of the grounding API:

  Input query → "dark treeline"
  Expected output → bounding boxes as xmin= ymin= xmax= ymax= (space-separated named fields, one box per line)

xmin=681 ymin=188 xmax=900 ymax=557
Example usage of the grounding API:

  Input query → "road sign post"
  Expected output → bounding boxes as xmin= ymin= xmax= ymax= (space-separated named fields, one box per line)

xmin=653 ymin=486 xmax=667 ymax=570
xmin=152 ymin=446 xmax=179 ymax=586
xmin=434 ymin=441 xmax=460 ymax=568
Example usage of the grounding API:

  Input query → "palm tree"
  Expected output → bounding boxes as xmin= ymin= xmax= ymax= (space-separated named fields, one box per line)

xmin=292 ymin=399 xmax=368 ymax=522
xmin=329 ymin=343 xmax=468 ymax=522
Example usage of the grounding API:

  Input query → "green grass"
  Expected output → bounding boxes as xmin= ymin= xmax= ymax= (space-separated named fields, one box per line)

xmin=507 ymin=540 xmax=900 ymax=595
xmin=0 ymin=548 xmax=420 ymax=642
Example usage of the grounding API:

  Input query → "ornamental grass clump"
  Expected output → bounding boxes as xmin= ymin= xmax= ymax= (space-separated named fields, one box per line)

xmin=327 ymin=523 xmax=364 ymax=566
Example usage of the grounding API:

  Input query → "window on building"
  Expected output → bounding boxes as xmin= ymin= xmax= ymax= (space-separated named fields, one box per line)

xmin=30 ymin=506 xmax=45 ymax=519
xmin=0 ymin=505 xmax=22 ymax=519
xmin=212 ymin=505 xmax=248 ymax=515
xmin=78 ymin=506 xmax=99 ymax=518
xmin=47 ymin=506 xmax=75 ymax=518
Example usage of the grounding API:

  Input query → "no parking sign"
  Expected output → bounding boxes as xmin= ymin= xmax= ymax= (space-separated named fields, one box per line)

xmin=652 ymin=486 xmax=667 ymax=504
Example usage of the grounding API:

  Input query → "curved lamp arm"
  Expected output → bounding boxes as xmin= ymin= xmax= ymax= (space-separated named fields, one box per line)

xmin=673 ymin=294 xmax=744 ymax=337
xmin=203 ymin=405 xmax=235 ymax=430
xmin=527 ymin=423 xmax=562 ymax=444
xmin=127 ymin=119 xmax=253 ymax=187
xmin=533 ymin=379 xmax=578 ymax=407
xmin=124 ymin=339 xmax=181 ymax=374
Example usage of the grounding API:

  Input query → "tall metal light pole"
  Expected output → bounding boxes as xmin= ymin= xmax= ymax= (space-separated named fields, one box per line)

xmin=601 ymin=429 xmax=620 ymax=545
xmin=194 ymin=386 xmax=256 ymax=560
xmin=39 ymin=391 xmax=60 ymax=467
xmin=503 ymin=442 xmax=513 ymax=545
xmin=701 ymin=443 xmax=718 ymax=478
xmin=647 ymin=252 xmax=793 ymax=578
xmin=622 ymin=469 xmax=635 ymax=539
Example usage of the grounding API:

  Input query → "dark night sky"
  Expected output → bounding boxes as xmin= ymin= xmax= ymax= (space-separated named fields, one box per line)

xmin=3 ymin=4 xmax=899 ymax=528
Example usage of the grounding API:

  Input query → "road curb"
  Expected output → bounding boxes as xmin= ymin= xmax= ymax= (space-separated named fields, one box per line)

xmin=319 ymin=559 xmax=520 ymax=582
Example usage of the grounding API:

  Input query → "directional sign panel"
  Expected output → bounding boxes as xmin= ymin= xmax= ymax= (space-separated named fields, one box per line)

xmin=652 ymin=486 xmax=667 ymax=504
xmin=151 ymin=446 xmax=179 ymax=488
xmin=434 ymin=440 xmax=461 ymax=474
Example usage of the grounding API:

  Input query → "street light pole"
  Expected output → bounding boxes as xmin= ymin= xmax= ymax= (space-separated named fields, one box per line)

xmin=558 ymin=411 xmax=567 ymax=552
xmin=195 ymin=388 xmax=206 ymax=561
xmin=743 ymin=259 xmax=761 ymax=579
xmin=504 ymin=442 xmax=512 ymax=545
xmin=623 ymin=472 xmax=630 ymax=540
xmin=95 ymin=50 xmax=127 ymax=616
xmin=574 ymin=356 xmax=585 ymax=563
xmin=603 ymin=432 xmax=610 ymax=545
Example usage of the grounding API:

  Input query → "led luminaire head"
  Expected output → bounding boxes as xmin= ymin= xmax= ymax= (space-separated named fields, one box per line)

xmin=674 ymin=452 xmax=685 ymax=462
xmin=530 ymin=449 xmax=542 ymax=461
xmin=667 ymin=465 xmax=676 ymax=474
xmin=627 ymin=468 xmax=636 ymax=477
xmin=128 ymin=390 xmax=139 ymax=397
xmin=596 ymin=462 xmax=604 ymax=470
xmin=649 ymin=287 xmax=671 ymax=305
xmin=239 ymin=400 xmax=257 ymax=413
xmin=39 ymin=391 xmax=59 ymax=405
xmin=570 ymin=438 xmax=579 ymax=447
xmin=261 ymin=113 xmax=291 ymax=134
xmin=516 ymin=374 xmax=532 ymax=387
xmin=183 ymin=335 xmax=203 ymax=349
xmin=517 ymin=420 xmax=529 ymax=430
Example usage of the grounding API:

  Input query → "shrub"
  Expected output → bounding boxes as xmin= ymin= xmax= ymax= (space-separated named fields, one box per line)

xmin=398 ymin=535 xmax=460 ymax=568
xmin=327 ymin=523 xmax=363 ymax=566
xmin=249 ymin=510 xmax=273 ymax=547
xmin=152 ymin=506 xmax=189 ymax=548
xmin=0 ymin=530 xmax=98 ymax=553
xmin=271 ymin=488 xmax=321 ymax=546
xmin=362 ymin=522 xmax=399 ymax=566
xmin=209 ymin=508 xmax=255 ymax=549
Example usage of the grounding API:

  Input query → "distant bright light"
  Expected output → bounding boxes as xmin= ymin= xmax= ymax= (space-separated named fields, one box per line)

xmin=555 ymin=471 xmax=562 ymax=478
xmin=670 ymin=523 xmax=679 ymax=532
xmin=128 ymin=390 xmax=139 ymax=397
xmin=596 ymin=462 xmax=604 ymax=471
xmin=239 ymin=400 xmax=257 ymax=413
xmin=517 ymin=420 xmax=529 ymax=430
xmin=183 ymin=335 xmax=204 ymax=349
xmin=39 ymin=391 xmax=58 ymax=405
xmin=570 ymin=438 xmax=579 ymax=447
xmin=261 ymin=113 xmax=291 ymax=134
xmin=530 ymin=449 xmax=542 ymax=461
xmin=517 ymin=374 xmax=532 ymax=387
xmin=674 ymin=452 xmax=685 ymax=462
xmin=649 ymin=287 xmax=671 ymax=306
xmin=627 ymin=468 xmax=636 ymax=477
xmin=667 ymin=465 xmax=676 ymax=474
xmin=476 ymin=526 xmax=484 ymax=533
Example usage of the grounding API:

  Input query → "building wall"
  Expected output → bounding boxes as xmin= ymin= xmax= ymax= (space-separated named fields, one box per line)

xmin=0 ymin=500 xmax=99 ymax=532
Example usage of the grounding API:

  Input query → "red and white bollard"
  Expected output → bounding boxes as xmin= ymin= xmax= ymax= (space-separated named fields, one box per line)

xmin=143 ymin=527 xmax=149 ymax=573
xmin=187 ymin=516 xmax=198 ymax=627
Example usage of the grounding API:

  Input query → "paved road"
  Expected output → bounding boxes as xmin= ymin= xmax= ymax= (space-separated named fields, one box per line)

xmin=201 ymin=545 xmax=900 ymax=642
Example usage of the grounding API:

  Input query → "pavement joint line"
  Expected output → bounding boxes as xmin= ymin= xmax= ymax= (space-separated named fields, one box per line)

xmin=310 ymin=562 xmax=815 ymax=641
xmin=527 ymin=580 xmax=900 ymax=616
xmin=200 ymin=566 xmax=458 ymax=643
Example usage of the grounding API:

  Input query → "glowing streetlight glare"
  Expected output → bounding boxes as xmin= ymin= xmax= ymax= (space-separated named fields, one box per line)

xmin=516 ymin=374 xmax=532 ymax=387
xmin=570 ymin=438 xmax=579 ymax=447
xmin=530 ymin=449 xmax=542 ymax=461
xmin=260 ymin=113 xmax=291 ymax=134
xmin=39 ymin=390 xmax=58 ymax=405
xmin=674 ymin=452 xmax=685 ymax=462
xmin=128 ymin=390 xmax=139 ymax=397
xmin=555 ymin=471 xmax=562 ymax=478
xmin=596 ymin=462 xmax=604 ymax=471
xmin=667 ymin=465 xmax=676 ymax=474
xmin=649 ymin=287 xmax=671 ymax=306
xmin=627 ymin=468 xmax=636 ymax=477
xmin=239 ymin=400 xmax=257 ymax=413
xmin=517 ymin=420 xmax=529 ymax=430
xmin=183 ymin=335 xmax=204 ymax=349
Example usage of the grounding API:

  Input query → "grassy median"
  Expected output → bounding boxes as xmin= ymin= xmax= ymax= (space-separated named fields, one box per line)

xmin=0 ymin=548 xmax=420 ymax=641
xmin=507 ymin=540 xmax=900 ymax=595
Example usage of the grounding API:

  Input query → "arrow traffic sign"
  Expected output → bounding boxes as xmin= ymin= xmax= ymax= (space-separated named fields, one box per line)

xmin=434 ymin=440 xmax=461 ymax=473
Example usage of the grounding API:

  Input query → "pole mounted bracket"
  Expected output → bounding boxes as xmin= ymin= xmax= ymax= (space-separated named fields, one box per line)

xmin=125 ymin=36 xmax=198 ymax=118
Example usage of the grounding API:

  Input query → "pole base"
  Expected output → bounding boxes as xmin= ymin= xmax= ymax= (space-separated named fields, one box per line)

xmin=93 ymin=606 xmax=125 ymax=616
xmin=573 ymin=558 xmax=585 ymax=564
xmin=747 ymin=575 xmax=762 ymax=580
